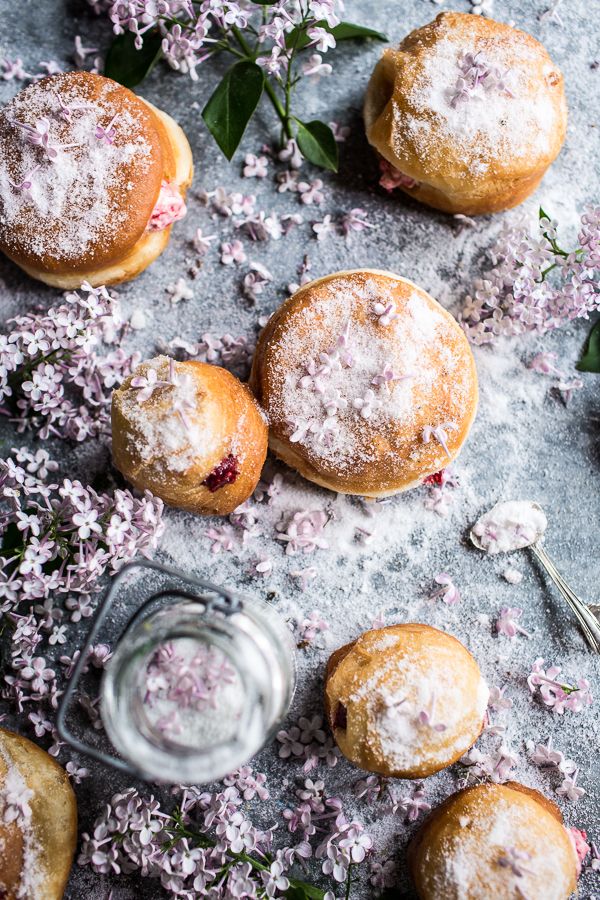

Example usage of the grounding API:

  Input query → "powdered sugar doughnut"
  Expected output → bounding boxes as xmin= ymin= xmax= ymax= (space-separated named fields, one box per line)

xmin=408 ymin=782 xmax=578 ymax=899
xmin=112 ymin=357 xmax=268 ymax=516
xmin=0 ymin=71 xmax=193 ymax=288
xmin=364 ymin=13 xmax=567 ymax=215
xmin=0 ymin=727 xmax=77 ymax=900
xmin=324 ymin=624 xmax=489 ymax=779
xmin=249 ymin=269 xmax=477 ymax=497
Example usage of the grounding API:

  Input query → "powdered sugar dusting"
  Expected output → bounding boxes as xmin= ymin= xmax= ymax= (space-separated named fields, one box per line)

xmin=350 ymin=638 xmax=488 ymax=771
xmin=262 ymin=273 xmax=475 ymax=482
xmin=117 ymin=356 xmax=216 ymax=474
xmin=396 ymin=20 xmax=562 ymax=174
xmin=0 ymin=744 xmax=43 ymax=900
xmin=419 ymin=788 xmax=576 ymax=898
xmin=0 ymin=74 xmax=153 ymax=264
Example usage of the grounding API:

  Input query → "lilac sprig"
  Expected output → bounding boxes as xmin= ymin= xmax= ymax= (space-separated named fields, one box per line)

xmin=527 ymin=658 xmax=593 ymax=714
xmin=461 ymin=207 xmax=600 ymax=344
xmin=0 ymin=449 xmax=164 ymax=610
xmin=79 ymin=778 xmax=372 ymax=898
xmin=89 ymin=0 xmax=386 ymax=169
xmin=0 ymin=284 xmax=140 ymax=441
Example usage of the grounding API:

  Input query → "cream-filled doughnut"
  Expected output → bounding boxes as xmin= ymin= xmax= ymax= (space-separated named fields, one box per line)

xmin=0 ymin=727 xmax=77 ymax=900
xmin=0 ymin=71 xmax=193 ymax=288
xmin=249 ymin=269 xmax=478 ymax=497
xmin=112 ymin=356 xmax=268 ymax=516
xmin=324 ymin=624 xmax=489 ymax=779
xmin=364 ymin=12 xmax=567 ymax=215
xmin=408 ymin=782 xmax=579 ymax=899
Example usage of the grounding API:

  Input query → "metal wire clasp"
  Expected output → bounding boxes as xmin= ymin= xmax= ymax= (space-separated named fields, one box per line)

xmin=56 ymin=558 xmax=244 ymax=776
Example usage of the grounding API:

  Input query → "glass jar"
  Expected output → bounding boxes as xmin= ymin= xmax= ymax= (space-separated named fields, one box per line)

xmin=99 ymin=569 xmax=296 ymax=784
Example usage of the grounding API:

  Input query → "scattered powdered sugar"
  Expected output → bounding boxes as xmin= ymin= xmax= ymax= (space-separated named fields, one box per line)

xmin=472 ymin=500 xmax=548 ymax=554
xmin=420 ymin=789 xmax=577 ymax=898
xmin=264 ymin=274 xmax=472 ymax=478
xmin=0 ymin=745 xmax=43 ymax=899
xmin=0 ymin=74 xmax=152 ymax=263
xmin=118 ymin=356 xmax=216 ymax=474
xmin=351 ymin=640 xmax=489 ymax=771
xmin=398 ymin=23 xmax=561 ymax=173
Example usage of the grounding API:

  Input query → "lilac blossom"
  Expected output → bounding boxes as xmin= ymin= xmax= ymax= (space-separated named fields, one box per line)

xmin=460 ymin=743 xmax=519 ymax=783
xmin=527 ymin=658 xmax=593 ymax=713
xmin=0 ymin=284 xmax=139 ymax=442
xmin=242 ymin=153 xmax=269 ymax=178
xmin=312 ymin=214 xmax=336 ymax=241
xmin=0 ymin=451 xmax=164 ymax=614
xmin=496 ymin=606 xmax=530 ymax=638
xmin=461 ymin=208 xmax=600 ymax=344
xmin=298 ymin=178 xmax=325 ymax=206
xmin=220 ymin=239 xmax=247 ymax=266
xmin=277 ymin=714 xmax=341 ymax=772
xmin=556 ymin=769 xmax=586 ymax=802
xmin=276 ymin=510 xmax=329 ymax=555
xmin=430 ymin=572 xmax=461 ymax=605
xmin=422 ymin=422 xmax=458 ymax=457
xmin=297 ymin=611 xmax=329 ymax=646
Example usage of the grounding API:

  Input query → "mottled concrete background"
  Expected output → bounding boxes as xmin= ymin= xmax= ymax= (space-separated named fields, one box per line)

xmin=0 ymin=1 xmax=599 ymax=898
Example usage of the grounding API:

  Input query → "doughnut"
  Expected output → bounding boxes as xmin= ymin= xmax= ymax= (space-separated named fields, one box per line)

xmin=112 ymin=356 xmax=268 ymax=516
xmin=249 ymin=269 xmax=478 ymax=497
xmin=0 ymin=727 xmax=77 ymax=900
xmin=0 ymin=71 xmax=193 ymax=288
xmin=324 ymin=624 xmax=489 ymax=779
xmin=364 ymin=12 xmax=567 ymax=215
xmin=408 ymin=782 xmax=579 ymax=899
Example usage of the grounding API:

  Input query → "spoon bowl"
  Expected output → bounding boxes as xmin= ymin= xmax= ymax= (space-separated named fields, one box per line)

xmin=471 ymin=500 xmax=600 ymax=653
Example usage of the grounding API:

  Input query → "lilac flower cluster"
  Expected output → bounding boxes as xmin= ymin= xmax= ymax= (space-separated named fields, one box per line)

xmin=460 ymin=742 xmax=519 ymax=784
xmin=0 ymin=448 xmax=164 ymax=610
xmin=79 ymin=775 xmax=373 ymax=898
xmin=527 ymin=737 xmax=587 ymax=803
xmin=527 ymin=658 xmax=593 ymax=714
xmin=158 ymin=329 xmax=256 ymax=380
xmin=144 ymin=641 xmax=236 ymax=739
xmin=0 ymin=283 xmax=139 ymax=441
xmin=461 ymin=208 xmax=600 ymax=344
xmin=91 ymin=0 xmax=342 ymax=83
xmin=449 ymin=50 xmax=513 ymax=108
xmin=277 ymin=714 xmax=341 ymax=773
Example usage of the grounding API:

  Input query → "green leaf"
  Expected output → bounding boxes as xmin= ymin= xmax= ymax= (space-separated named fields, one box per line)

xmin=295 ymin=119 xmax=338 ymax=172
xmin=104 ymin=31 xmax=163 ymax=89
xmin=202 ymin=61 xmax=264 ymax=161
xmin=287 ymin=19 xmax=388 ymax=50
xmin=284 ymin=882 xmax=326 ymax=900
xmin=331 ymin=21 xmax=389 ymax=41
xmin=577 ymin=320 xmax=600 ymax=372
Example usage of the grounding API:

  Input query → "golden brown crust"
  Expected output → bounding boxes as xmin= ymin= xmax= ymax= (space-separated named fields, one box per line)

xmin=250 ymin=269 xmax=478 ymax=497
xmin=112 ymin=358 xmax=268 ymax=516
xmin=364 ymin=12 xmax=567 ymax=215
xmin=408 ymin=782 xmax=578 ymax=899
xmin=0 ymin=72 xmax=193 ymax=286
xmin=323 ymin=624 xmax=488 ymax=779
xmin=0 ymin=728 xmax=77 ymax=900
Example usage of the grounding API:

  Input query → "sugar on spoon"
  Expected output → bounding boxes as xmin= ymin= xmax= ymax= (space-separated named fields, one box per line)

xmin=470 ymin=500 xmax=600 ymax=653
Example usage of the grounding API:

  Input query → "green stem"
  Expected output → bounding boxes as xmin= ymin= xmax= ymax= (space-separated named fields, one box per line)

xmin=167 ymin=821 xmax=327 ymax=898
xmin=230 ymin=25 xmax=292 ymax=139
xmin=345 ymin=864 xmax=353 ymax=900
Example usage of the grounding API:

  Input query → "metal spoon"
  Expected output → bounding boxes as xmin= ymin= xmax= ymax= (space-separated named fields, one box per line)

xmin=470 ymin=500 xmax=600 ymax=653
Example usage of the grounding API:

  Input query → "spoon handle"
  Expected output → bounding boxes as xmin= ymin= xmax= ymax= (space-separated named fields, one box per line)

xmin=530 ymin=543 xmax=600 ymax=652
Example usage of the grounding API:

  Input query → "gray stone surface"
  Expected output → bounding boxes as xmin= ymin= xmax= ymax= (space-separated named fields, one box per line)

xmin=0 ymin=1 xmax=599 ymax=898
